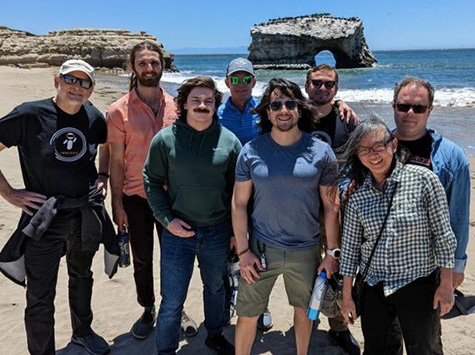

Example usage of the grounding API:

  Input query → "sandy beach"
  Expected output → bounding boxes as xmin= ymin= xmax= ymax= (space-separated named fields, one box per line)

xmin=0 ymin=66 xmax=474 ymax=354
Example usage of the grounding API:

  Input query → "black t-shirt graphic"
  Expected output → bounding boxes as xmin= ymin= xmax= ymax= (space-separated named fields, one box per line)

xmin=0 ymin=98 xmax=106 ymax=198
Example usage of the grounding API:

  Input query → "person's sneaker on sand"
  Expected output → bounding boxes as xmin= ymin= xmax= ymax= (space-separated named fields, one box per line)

xmin=181 ymin=310 xmax=199 ymax=337
xmin=131 ymin=306 xmax=156 ymax=340
xmin=71 ymin=331 xmax=110 ymax=355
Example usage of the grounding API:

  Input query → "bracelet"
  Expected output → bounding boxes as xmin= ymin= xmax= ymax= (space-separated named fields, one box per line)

xmin=98 ymin=172 xmax=110 ymax=179
xmin=237 ymin=247 xmax=250 ymax=257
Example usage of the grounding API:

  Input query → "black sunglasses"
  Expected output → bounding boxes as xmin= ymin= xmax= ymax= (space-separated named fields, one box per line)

xmin=60 ymin=74 xmax=93 ymax=89
xmin=311 ymin=80 xmax=337 ymax=89
xmin=395 ymin=103 xmax=429 ymax=114
xmin=269 ymin=100 xmax=298 ymax=111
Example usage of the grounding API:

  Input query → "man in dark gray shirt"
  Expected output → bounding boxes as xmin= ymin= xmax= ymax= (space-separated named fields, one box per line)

xmin=233 ymin=78 xmax=340 ymax=354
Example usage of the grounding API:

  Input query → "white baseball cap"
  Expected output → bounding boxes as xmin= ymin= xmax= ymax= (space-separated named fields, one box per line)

xmin=59 ymin=59 xmax=95 ymax=83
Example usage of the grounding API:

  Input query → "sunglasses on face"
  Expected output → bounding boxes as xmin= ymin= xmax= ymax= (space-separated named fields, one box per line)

xmin=395 ymin=103 xmax=429 ymax=114
xmin=357 ymin=138 xmax=393 ymax=156
xmin=229 ymin=75 xmax=253 ymax=86
xmin=269 ymin=100 xmax=298 ymax=112
xmin=311 ymin=80 xmax=337 ymax=89
xmin=60 ymin=74 xmax=93 ymax=89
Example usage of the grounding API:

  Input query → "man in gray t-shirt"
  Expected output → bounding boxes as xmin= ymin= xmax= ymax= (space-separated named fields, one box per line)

xmin=233 ymin=78 xmax=340 ymax=354
xmin=236 ymin=133 xmax=336 ymax=250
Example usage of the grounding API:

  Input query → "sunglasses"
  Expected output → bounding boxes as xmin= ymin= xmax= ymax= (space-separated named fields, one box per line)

xmin=395 ymin=103 xmax=429 ymax=114
xmin=60 ymin=74 xmax=93 ymax=89
xmin=229 ymin=75 xmax=253 ymax=86
xmin=311 ymin=80 xmax=337 ymax=89
xmin=357 ymin=138 xmax=393 ymax=156
xmin=269 ymin=100 xmax=298 ymax=111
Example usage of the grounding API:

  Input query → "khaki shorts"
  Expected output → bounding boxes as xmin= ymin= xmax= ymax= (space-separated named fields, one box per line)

xmin=236 ymin=238 xmax=321 ymax=317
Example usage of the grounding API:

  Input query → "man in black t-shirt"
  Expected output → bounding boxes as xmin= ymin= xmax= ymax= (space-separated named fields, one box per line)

xmin=305 ymin=64 xmax=357 ymax=150
xmin=305 ymin=64 xmax=360 ymax=355
xmin=0 ymin=60 xmax=111 ymax=355
xmin=390 ymin=77 xmax=470 ymax=355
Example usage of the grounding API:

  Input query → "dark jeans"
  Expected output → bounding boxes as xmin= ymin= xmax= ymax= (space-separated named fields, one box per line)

xmin=123 ymin=194 xmax=162 ymax=307
xmin=361 ymin=272 xmax=438 ymax=355
xmin=155 ymin=221 xmax=230 ymax=355
xmin=24 ymin=209 xmax=95 ymax=355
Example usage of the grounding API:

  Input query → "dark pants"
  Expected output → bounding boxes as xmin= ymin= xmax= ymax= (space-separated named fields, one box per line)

xmin=361 ymin=272 xmax=438 ymax=355
xmin=155 ymin=221 xmax=230 ymax=354
xmin=24 ymin=210 xmax=95 ymax=355
xmin=123 ymin=194 xmax=162 ymax=308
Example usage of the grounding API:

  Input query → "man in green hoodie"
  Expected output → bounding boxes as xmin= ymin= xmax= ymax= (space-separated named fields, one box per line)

xmin=143 ymin=76 xmax=241 ymax=355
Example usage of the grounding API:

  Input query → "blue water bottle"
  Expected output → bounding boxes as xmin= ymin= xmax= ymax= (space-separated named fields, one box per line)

xmin=117 ymin=226 xmax=130 ymax=268
xmin=307 ymin=271 xmax=328 ymax=323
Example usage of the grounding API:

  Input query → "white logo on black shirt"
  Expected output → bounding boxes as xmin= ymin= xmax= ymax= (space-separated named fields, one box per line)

xmin=50 ymin=127 xmax=87 ymax=162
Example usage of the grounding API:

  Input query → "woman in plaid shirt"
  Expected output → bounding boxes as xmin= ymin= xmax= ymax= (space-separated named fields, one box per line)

xmin=338 ymin=117 xmax=456 ymax=355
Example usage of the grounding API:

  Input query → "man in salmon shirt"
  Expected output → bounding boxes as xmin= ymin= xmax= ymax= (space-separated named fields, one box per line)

xmin=104 ymin=41 xmax=197 ymax=339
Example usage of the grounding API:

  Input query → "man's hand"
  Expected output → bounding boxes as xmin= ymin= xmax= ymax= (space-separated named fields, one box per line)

xmin=340 ymin=179 xmax=357 ymax=205
xmin=336 ymin=100 xmax=361 ymax=124
xmin=452 ymin=272 xmax=464 ymax=290
xmin=317 ymin=254 xmax=339 ymax=278
xmin=434 ymin=284 xmax=455 ymax=317
xmin=229 ymin=236 xmax=237 ymax=251
xmin=341 ymin=294 xmax=358 ymax=325
xmin=167 ymin=218 xmax=195 ymax=238
xmin=97 ymin=176 xmax=108 ymax=198
xmin=239 ymin=251 xmax=263 ymax=284
xmin=112 ymin=202 xmax=129 ymax=232
xmin=4 ymin=188 xmax=46 ymax=215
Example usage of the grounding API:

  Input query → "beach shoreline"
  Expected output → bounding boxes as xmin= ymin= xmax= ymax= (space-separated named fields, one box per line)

xmin=0 ymin=66 xmax=474 ymax=354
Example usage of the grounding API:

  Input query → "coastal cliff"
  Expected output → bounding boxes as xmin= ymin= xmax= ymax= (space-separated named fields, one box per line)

xmin=248 ymin=14 xmax=377 ymax=69
xmin=0 ymin=27 xmax=176 ymax=71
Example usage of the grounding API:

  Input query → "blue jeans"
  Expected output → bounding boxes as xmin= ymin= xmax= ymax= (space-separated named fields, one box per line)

xmin=155 ymin=220 xmax=230 ymax=354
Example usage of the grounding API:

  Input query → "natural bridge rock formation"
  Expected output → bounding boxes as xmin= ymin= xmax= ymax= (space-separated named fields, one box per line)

xmin=248 ymin=14 xmax=377 ymax=70
xmin=0 ymin=27 xmax=176 ymax=71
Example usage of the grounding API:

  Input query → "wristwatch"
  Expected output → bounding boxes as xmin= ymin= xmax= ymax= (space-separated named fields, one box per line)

xmin=326 ymin=248 xmax=341 ymax=260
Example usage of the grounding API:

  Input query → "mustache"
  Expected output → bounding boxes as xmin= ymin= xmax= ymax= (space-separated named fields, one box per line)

xmin=192 ymin=107 xmax=212 ymax=113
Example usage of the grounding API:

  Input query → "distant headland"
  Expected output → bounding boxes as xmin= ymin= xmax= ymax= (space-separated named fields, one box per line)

xmin=0 ymin=27 xmax=176 ymax=71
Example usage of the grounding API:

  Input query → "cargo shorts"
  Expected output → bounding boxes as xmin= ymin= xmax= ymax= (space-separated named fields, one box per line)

xmin=236 ymin=237 xmax=321 ymax=317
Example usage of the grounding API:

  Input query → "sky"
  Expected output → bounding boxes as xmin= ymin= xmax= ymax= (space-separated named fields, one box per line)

xmin=2 ymin=0 xmax=475 ymax=53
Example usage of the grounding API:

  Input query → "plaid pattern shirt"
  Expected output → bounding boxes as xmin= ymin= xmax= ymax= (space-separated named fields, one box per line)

xmin=340 ymin=162 xmax=456 ymax=296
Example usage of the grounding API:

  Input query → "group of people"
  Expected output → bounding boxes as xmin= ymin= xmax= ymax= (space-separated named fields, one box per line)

xmin=0 ymin=39 xmax=470 ymax=355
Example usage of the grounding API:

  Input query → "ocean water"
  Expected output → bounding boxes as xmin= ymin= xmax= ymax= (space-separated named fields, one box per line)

xmin=102 ymin=49 xmax=475 ymax=156
xmin=164 ymin=49 xmax=475 ymax=108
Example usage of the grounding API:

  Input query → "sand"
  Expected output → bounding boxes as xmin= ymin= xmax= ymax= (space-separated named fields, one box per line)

xmin=0 ymin=66 xmax=474 ymax=354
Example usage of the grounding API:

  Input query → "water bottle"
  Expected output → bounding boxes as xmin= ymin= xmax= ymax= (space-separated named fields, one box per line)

xmin=117 ymin=226 xmax=130 ymax=268
xmin=227 ymin=251 xmax=240 ymax=319
xmin=307 ymin=271 xmax=328 ymax=322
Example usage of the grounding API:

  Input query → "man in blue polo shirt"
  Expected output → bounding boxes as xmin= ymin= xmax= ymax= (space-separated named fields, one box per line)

xmin=218 ymin=58 xmax=261 ymax=145
xmin=217 ymin=58 xmax=274 ymax=331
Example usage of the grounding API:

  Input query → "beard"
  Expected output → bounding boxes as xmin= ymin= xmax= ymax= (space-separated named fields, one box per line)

xmin=310 ymin=93 xmax=333 ymax=105
xmin=136 ymin=71 xmax=162 ymax=87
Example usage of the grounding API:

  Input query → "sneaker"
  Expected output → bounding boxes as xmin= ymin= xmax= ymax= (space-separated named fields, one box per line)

xmin=181 ymin=310 xmax=199 ymax=337
xmin=71 ymin=331 xmax=110 ymax=355
xmin=205 ymin=333 xmax=235 ymax=355
xmin=131 ymin=308 xmax=156 ymax=340
xmin=256 ymin=308 xmax=273 ymax=332
xmin=329 ymin=329 xmax=361 ymax=355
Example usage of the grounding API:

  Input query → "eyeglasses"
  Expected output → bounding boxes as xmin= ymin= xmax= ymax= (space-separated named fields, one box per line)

xmin=395 ymin=103 xmax=429 ymax=114
xmin=60 ymin=74 xmax=93 ymax=89
xmin=357 ymin=138 xmax=393 ymax=156
xmin=269 ymin=100 xmax=298 ymax=111
xmin=310 ymin=80 xmax=337 ymax=89
xmin=229 ymin=75 xmax=253 ymax=86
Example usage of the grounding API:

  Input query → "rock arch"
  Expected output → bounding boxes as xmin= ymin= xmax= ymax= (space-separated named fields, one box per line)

xmin=248 ymin=14 xmax=377 ymax=69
